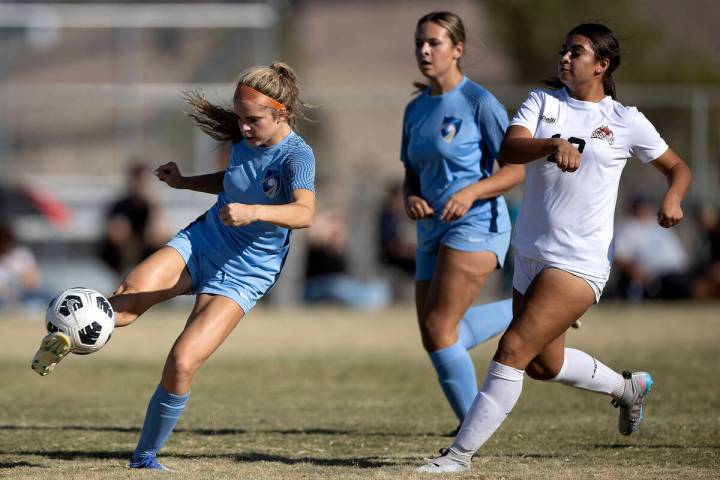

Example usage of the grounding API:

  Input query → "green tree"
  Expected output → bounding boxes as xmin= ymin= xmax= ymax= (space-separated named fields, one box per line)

xmin=483 ymin=0 xmax=720 ymax=84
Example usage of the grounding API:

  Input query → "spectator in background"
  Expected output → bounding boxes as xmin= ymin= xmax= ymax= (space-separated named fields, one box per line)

xmin=0 ymin=223 xmax=49 ymax=311
xmin=378 ymin=182 xmax=416 ymax=274
xmin=98 ymin=163 xmax=170 ymax=276
xmin=692 ymin=205 xmax=720 ymax=298
xmin=377 ymin=182 xmax=416 ymax=300
xmin=304 ymin=209 xmax=390 ymax=308
xmin=614 ymin=196 xmax=693 ymax=300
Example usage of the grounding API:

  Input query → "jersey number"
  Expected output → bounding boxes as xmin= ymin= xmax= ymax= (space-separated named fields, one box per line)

xmin=547 ymin=133 xmax=586 ymax=162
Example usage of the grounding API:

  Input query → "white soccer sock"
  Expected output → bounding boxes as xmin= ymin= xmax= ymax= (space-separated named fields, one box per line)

xmin=451 ymin=361 xmax=524 ymax=454
xmin=549 ymin=348 xmax=625 ymax=398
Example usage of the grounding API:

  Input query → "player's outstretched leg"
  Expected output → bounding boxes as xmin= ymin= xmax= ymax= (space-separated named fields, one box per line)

xmin=30 ymin=248 xmax=192 ymax=378
xmin=31 ymin=332 xmax=72 ymax=376
xmin=544 ymin=349 xmax=653 ymax=435
xmin=612 ymin=371 xmax=653 ymax=435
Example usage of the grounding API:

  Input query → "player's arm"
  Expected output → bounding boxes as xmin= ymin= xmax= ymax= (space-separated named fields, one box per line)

xmin=403 ymin=166 xmax=434 ymax=220
xmin=155 ymin=161 xmax=225 ymax=194
xmin=473 ymin=94 xmax=526 ymax=198
xmin=219 ymin=189 xmax=315 ymax=229
xmin=438 ymin=163 xmax=524 ymax=222
xmin=474 ymin=163 xmax=525 ymax=199
xmin=499 ymin=125 xmax=580 ymax=171
xmin=650 ymin=148 xmax=692 ymax=228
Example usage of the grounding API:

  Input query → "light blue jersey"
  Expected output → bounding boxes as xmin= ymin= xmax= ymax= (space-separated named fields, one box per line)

xmin=400 ymin=77 xmax=512 ymax=279
xmin=168 ymin=131 xmax=315 ymax=312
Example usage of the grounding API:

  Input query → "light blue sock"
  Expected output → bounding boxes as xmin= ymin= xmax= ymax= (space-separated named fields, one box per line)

xmin=429 ymin=339 xmax=477 ymax=422
xmin=131 ymin=384 xmax=190 ymax=463
xmin=458 ymin=299 xmax=513 ymax=350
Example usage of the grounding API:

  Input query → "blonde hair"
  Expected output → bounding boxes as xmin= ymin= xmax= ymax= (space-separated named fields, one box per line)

xmin=184 ymin=63 xmax=305 ymax=142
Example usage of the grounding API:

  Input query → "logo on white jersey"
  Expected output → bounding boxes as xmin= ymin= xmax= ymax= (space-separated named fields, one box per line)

xmin=440 ymin=116 xmax=462 ymax=142
xmin=261 ymin=168 xmax=281 ymax=198
xmin=541 ymin=115 xmax=557 ymax=124
xmin=591 ymin=125 xmax=615 ymax=145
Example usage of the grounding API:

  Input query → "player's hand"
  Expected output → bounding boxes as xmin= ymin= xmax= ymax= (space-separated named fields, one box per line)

xmin=551 ymin=138 xmax=581 ymax=172
xmin=219 ymin=203 xmax=259 ymax=227
xmin=404 ymin=195 xmax=434 ymax=220
xmin=657 ymin=193 xmax=683 ymax=228
xmin=155 ymin=162 xmax=184 ymax=189
xmin=440 ymin=188 xmax=475 ymax=222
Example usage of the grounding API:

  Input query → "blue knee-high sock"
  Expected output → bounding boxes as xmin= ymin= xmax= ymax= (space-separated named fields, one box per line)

xmin=429 ymin=339 xmax=477 ymax=422
xmin=458 ymin=299 xmax=513 ymax=350
xmin=131 ymin=384 xmax=190 ymax=463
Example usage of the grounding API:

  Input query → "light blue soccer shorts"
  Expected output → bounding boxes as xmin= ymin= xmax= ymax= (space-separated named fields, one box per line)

xmin=415 ymin=208 xmax=511 ymax=281
xmin=167 ymin=213 xmax=284 ymax=314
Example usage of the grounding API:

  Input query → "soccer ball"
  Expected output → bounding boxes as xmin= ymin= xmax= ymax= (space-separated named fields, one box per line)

xmin=46 ymin=287 xmax=115 ymax=354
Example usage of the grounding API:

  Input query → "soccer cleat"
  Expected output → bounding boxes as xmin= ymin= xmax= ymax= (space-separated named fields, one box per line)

xmin=31 ymin=332 xmax=72 ymax=376
xmin=129 ymin=455 xmax=170 ymax=470
xmin=612 ymin=370 xmax=653 ymax=436
xmin=417 ymin=447 xmax=471 ymax=473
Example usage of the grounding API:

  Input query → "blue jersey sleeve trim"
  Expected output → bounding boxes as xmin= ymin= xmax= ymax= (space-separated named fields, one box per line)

xmin=460 ymin=82 xmax=509 ymax=176
xmin=282 ymin=138 xmax=316 ymax=193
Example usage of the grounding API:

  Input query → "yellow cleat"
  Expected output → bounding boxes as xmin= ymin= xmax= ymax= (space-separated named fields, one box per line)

xmin=31 ymin=332 xmax=72 ymax=376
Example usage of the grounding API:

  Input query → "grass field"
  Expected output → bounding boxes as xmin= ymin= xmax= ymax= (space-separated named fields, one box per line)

xmin=1 ymin=303 xmax=718 ymax=479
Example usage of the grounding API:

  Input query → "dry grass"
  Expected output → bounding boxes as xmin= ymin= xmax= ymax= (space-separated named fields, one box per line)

xmin=1 ymin=302 xmax=718 ymax=479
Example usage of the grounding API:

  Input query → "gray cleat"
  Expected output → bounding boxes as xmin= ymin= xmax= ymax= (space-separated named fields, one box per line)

xmin=612 ymin=370 xmax=653 ymax=436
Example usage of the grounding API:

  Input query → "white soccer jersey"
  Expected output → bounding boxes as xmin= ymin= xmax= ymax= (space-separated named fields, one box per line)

xmin=510 ymin=88 xmax=668 ymax=280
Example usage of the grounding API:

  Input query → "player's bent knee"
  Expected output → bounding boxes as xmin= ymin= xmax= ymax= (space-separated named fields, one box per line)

xmin=166 ymin=355 xmax=200 ymax=386
xmin=494 ymin=331 xmax=532 ymax=368
xmin=525 ymin=360 xmax=560 ymax=381
xmin=420 ymin=314 xmax=457 ymax=351
xmin=422 ymin=334 xmax=457 ymax=352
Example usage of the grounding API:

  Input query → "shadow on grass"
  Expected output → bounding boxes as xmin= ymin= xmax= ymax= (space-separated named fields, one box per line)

xmin=6 ymin=450 xmax=408 ymax=469
xmin=0 ymin=424 xmax=448 ymax=438
xmin=0 ymin=461 xmax=40 ymax=469
xmin=592 ymin=443 xmax=720 ymax=450
xmin=232 ymin=451 xmax=405 ymax=468
xmin=501 ymin=453 xmax=565 ymax=459
xmin=0 ymin=424 xmax=139 ymax=433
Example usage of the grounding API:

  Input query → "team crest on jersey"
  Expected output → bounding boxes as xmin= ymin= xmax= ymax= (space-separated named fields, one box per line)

xmin=591 ymin=125 xmax=615 ymax=145
xmin=261 ymin=168 xmax=281 ymax=198
xmin=440 ymin=116 xmax=462 ymax=142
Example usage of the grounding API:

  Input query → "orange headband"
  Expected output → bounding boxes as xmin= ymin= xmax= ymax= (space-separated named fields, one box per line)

xmin=234 ymin=85 xmax=287 ymax=112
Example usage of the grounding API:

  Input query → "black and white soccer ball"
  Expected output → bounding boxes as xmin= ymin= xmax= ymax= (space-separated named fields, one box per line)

xmin=46 ymin=287 xmax=115 ymax=354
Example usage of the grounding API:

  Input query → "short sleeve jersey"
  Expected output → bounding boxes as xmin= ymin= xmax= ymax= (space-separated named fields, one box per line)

xmin=510 ymin=88 xmax=668 ymax=279
xmin=400 ymin=76 xmax=509 ymax=215
xmin=202 ymin=131 xmax=315 ymax=270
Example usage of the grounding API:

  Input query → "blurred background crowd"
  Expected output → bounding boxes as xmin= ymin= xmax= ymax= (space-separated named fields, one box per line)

xmin=1 ymin=0 xmax=718 ymax=312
